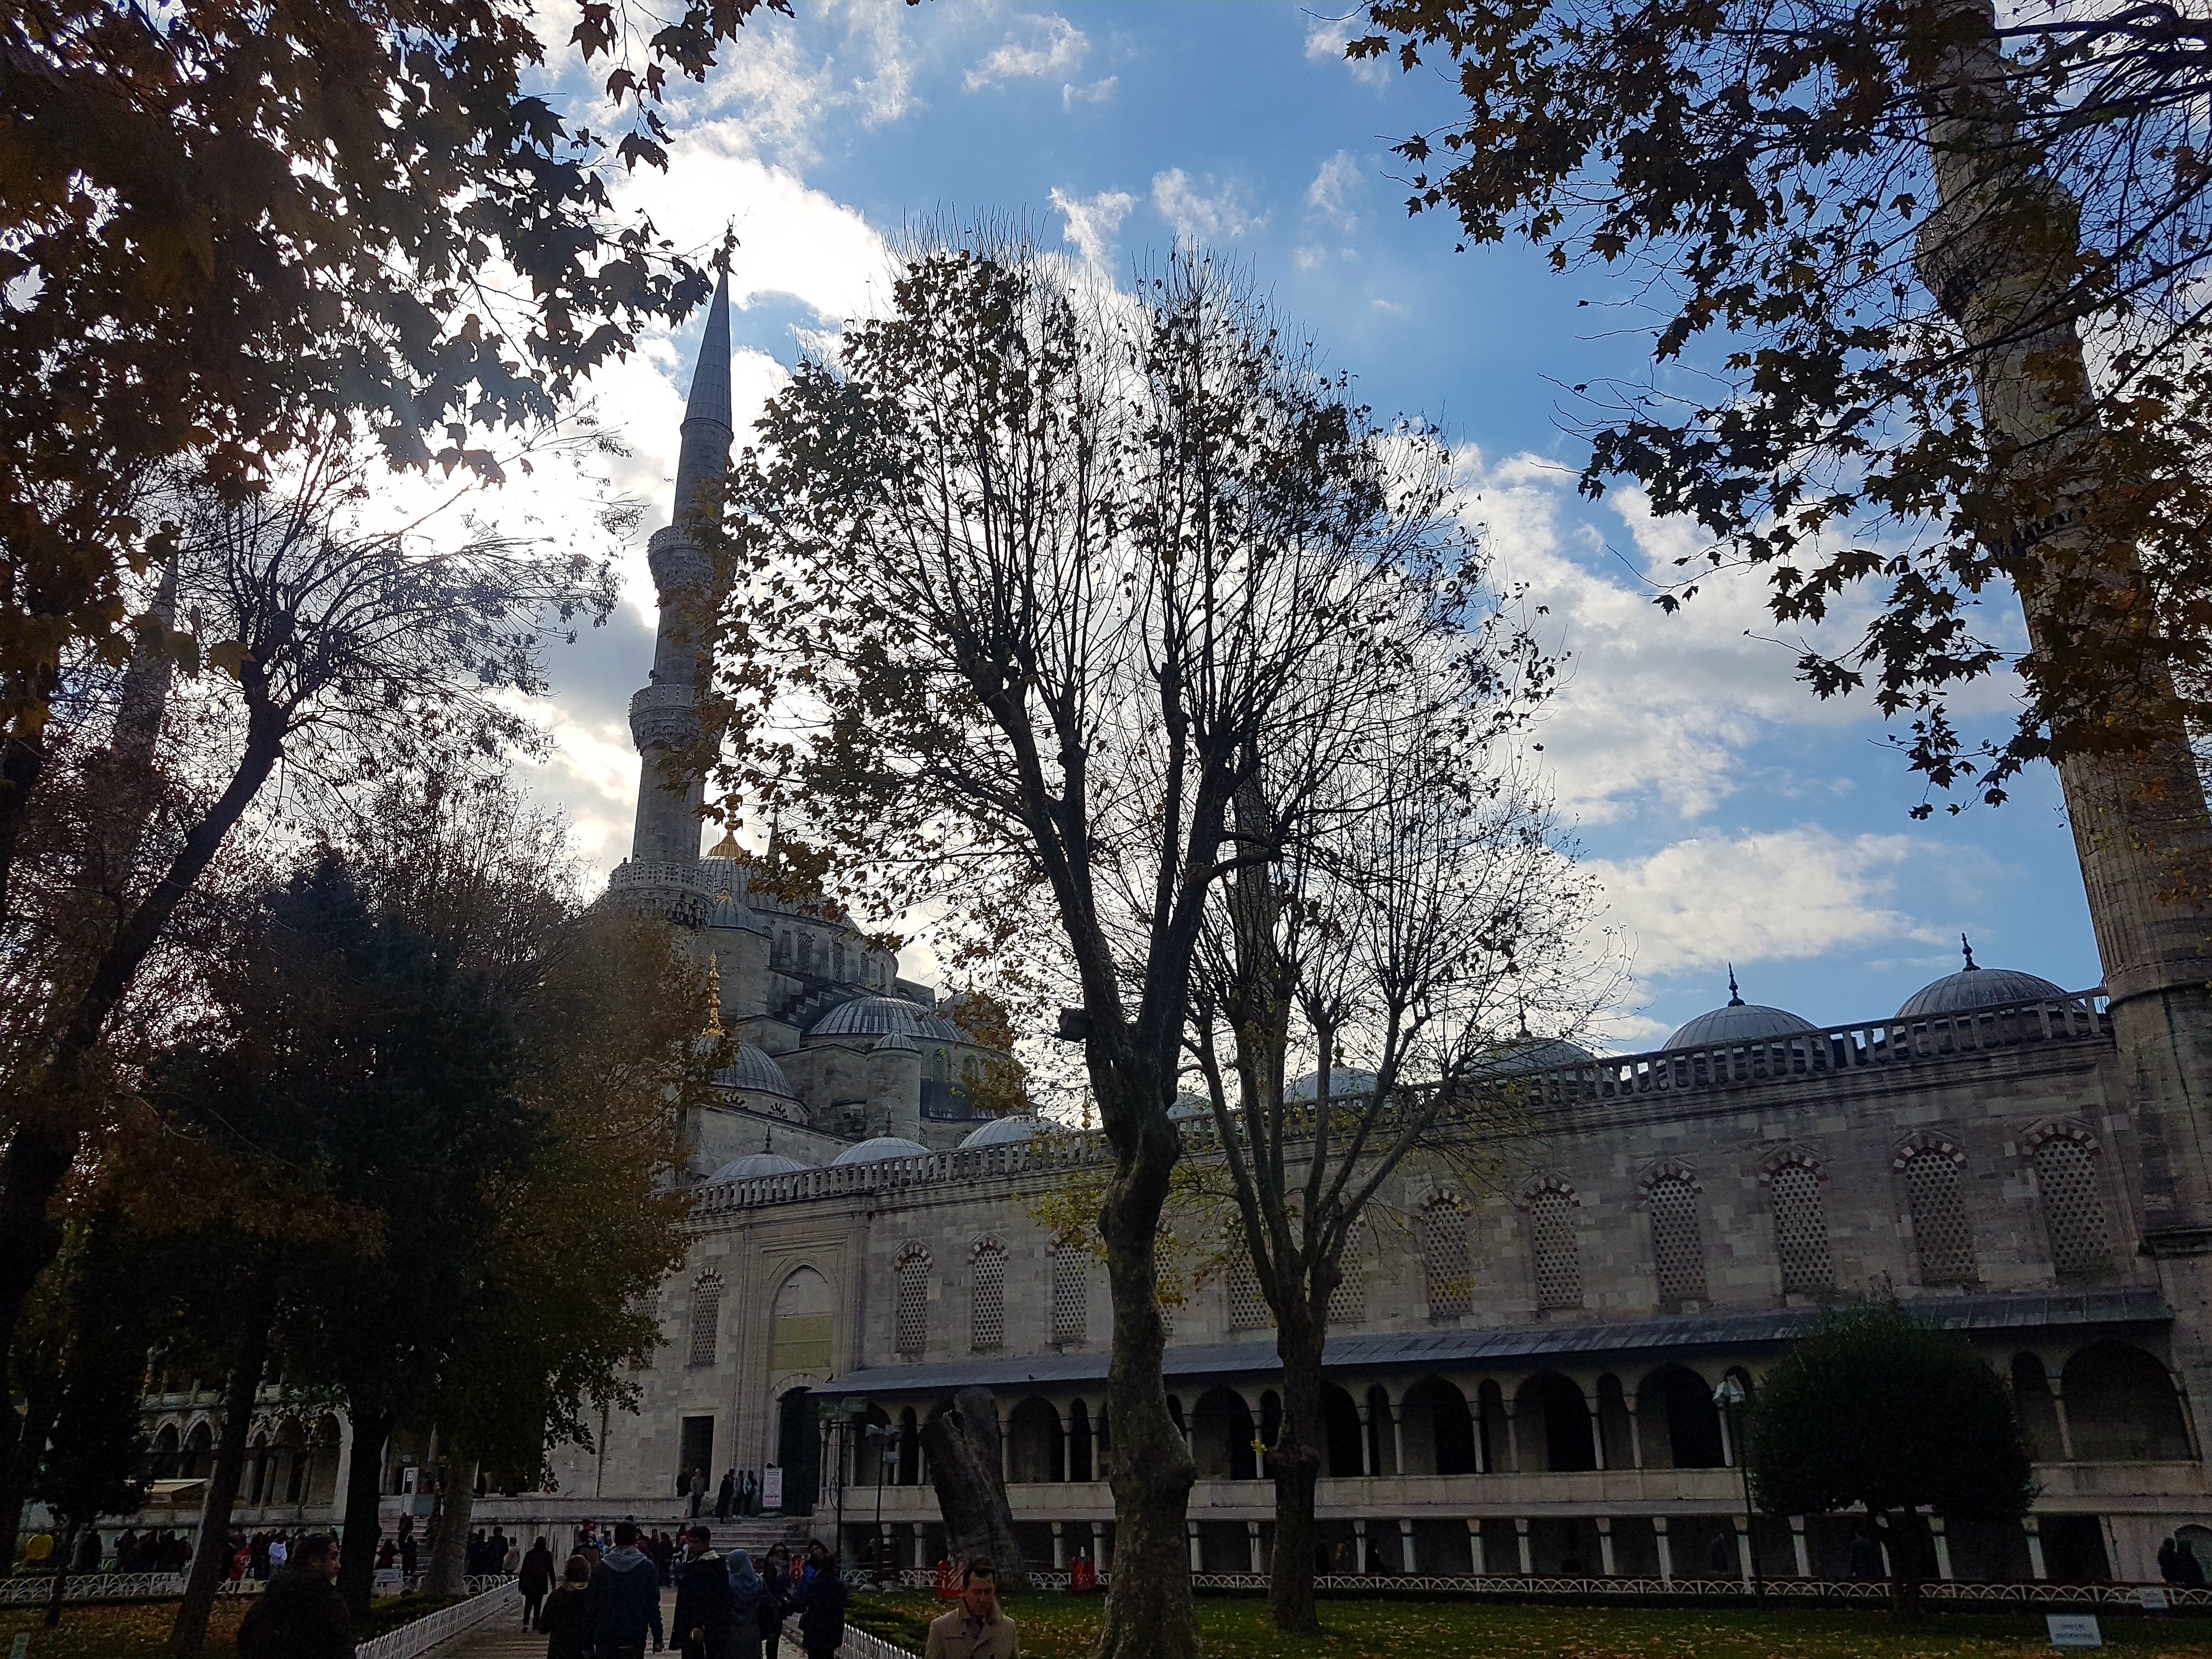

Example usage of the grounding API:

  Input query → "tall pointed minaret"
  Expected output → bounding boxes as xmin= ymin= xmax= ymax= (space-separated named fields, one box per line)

xmin=612 ymin=274 xmax=733 ymax=917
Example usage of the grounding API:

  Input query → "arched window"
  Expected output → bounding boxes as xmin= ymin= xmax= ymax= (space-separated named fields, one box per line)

xmin=1645 ymin=1173 xmax=1707 ymax=1305
xmin=1900 ymin=1142 xmax=1977 ymax=1285
xmin=770 ymin=1267 xmax=833 ymax=1375
xmin=1051 ymin=1243 xmax=1087 ymax=1344
xmin=894 ymin=1244 xmax=931 ymax=1358
xmin=1227 ymin=1254 xmax=1273 ymax=1330
xmin=1526 ymin=1183 xmax=1583 ymax=1310
xmin=1768 ymin=1157 xmax=1833 ymax=1294
xmin=970 ymin=1237 xmax=1008 ymax=1350
xmin=1420 ymin=1194 xmax=1473 ymax=1316
xmin=687 ymin=1272 xmax=723 ymax=1367
xmin=1328 ymin=1221 xmax=1367 ymax=1327
xmin=2032 ymin=1130 xmax=2112 ymax=1278
xmin=777 ymin=929 xmax=792 ymax=964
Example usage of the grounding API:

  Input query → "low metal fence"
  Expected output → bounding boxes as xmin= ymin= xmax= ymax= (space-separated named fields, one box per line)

xmin=357 ymin=1578 xmax=522 ymax=1659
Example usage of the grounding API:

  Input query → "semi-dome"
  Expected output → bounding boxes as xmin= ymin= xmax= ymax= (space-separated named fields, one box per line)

xmin=959 ymin=1115 xmax=1051 ymax=1148
xmin=874 ymin=1031 xmax=919 ymax=1054
xmin=706 ymin=1151 xmax=809 ymax=1181
xmin=1898 ymin=935 xmax=2070 ymax=1020
xmin=1482 ymin=1037 xmax=1598 ymax=1074
xmin=808 ymin=995 xmax=963 ymax=1043
xmin=1288 ymin=1067 xmax=1379 ymax=1101
xmin=1664 ymin=969 xmax=1818 ymax=1052
xmin=713 ymin=1043 xmax=798 ymax=1098
xmin=830 ymin=1135 xmax=932 ymax=1166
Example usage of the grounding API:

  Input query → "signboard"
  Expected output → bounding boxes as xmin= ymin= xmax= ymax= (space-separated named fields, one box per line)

xmin=763 ymin=1465 xmax=784 ymax=1512
xmin=2047 ymin=1614 xmax=2103 ymax=1649
xmin=2135 ymin=1587 xmax=2170 ymax=1612
xmin=13 ymin=1632 xmax=33 ymax=1659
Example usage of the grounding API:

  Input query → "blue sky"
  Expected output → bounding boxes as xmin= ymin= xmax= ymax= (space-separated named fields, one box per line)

xmin=505 ymin=0 xmax=2099 ymax=1049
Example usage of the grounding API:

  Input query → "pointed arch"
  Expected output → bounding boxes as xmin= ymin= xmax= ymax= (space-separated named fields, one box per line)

xmin=970 ymin=1235 xmax=1008 ymax=1350
xmin=893 ymin=1243 xmax=932 ymax=1358
xmin=1419 ymin=1192 xmax=1472 ymax=1316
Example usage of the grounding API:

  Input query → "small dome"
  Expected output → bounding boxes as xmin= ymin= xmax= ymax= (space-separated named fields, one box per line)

xmin=1481 ymin=1037 xmax=1598 ymax=1074
xmin=707 ymin=1151 xmax=809 ymax=1181
xmin=1287 ymin=1068 xmax=1379 ymax=1102
xmin=808 ymin=995 xmax=962 ymax=1044
xmin=1899 ymin=935 xmax=2070 ymax=1019
xmin=713 ymin=1044 xmax=798 ymax=1098
xmin=1167 ymin=1093 xmax=1213 ymax=1122
xmin=959 ymin=1115 xmax=1050 ymax=1148
xmin=830 ymin=1136 xmax=931 ymax=1166
xmin=874 ymin=1031 xmax=919 ymax=1054
xmin=1664 ymin=969 xmax=1817 ymax=1052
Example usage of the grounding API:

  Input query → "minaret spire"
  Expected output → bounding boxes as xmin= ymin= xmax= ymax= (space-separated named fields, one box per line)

xmin=616 ymin=272 xmax=736 ymax=894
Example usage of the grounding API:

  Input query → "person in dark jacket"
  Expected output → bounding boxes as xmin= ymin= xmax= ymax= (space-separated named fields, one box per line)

xmin=520 ymin=1535 xmax=557 ymax=1627
xmin=539 ymin=1555 xmax=593 ymax=1659
xmin=726 ymin=1548 xmax=769 ymax=1659
xmin=759 ymin=1543 xmax=793 ymax=1659
xmin=791 ymin=1543 xmax=846 ymax=1659
xmin=235 ymin=1533 xmax=352 ymax=1659
xmin=674 ymin=1525 xmax=736 ymax=1659
xmin=584 ymin=1520 xmax=665 ymax=1658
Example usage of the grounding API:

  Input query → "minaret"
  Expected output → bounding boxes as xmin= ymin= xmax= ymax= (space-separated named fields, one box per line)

xmin=623 ymin=274 xmax=732 ymax=887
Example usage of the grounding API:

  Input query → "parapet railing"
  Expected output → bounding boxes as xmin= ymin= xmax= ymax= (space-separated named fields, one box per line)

xmin=691 ymin=994 xmax=2110 ymax=1216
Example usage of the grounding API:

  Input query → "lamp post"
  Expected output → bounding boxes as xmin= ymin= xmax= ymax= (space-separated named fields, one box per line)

xmin=833 ymin=1398 xmax=869 ymax=1568
xmin=1712 ymin=1375 xmax=1763 ymax=1599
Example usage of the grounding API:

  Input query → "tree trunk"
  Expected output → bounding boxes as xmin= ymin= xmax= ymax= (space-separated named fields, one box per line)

xmin=43 ymin=1516 xmax=78 ymax=1627
xmin=1092 ymin=1105 xmax=1200 ymax=1659
xmin=422 ymin=1453 xmax=476 ymax=1598
xmin=919 ymin=1391 xmax=1024 ymax=1590
xmin=336 ymin=1410 xmax=394 ymax=1620
xmin=0 ymin=1128 xmax=74 ymax=1465
xmin=1878 ymin=1509 xmax=1929 ymax=1621
xmin=170 ymin=1330 xmax=267 ymax=1657
xmin=1267 ymin=1313 xmax=1327 ymax=1635
xmin=0 ymin=1387 xmax=59 ymax=1583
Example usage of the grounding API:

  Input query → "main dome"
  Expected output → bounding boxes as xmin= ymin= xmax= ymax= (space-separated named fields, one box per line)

xmin=1664 ymin=971 xmax=1817 ymax=1052
xmin=1899 ymin=937 xmax=2070 ymax=1019
xmin=706 ymin=1151 xmax=809 ymax=1181
xmin=959 ymin=1115 xmax=1051 ymax=1148
xmin=808 ymin=995 xmax=963 ymax=1043
xmin=713 ymin=1043 xmax=798 ymax=1098
xmin=830 ymin=1135 xmax=932 ymax=1166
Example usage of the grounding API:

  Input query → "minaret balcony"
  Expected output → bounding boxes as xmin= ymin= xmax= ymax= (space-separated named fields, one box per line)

xmin=647 ymin=526 xmax=714 ymax=594
xmin=630 ymin=682 xmax=702 ymax=749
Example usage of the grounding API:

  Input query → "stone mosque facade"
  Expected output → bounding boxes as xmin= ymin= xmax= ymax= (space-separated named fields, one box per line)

xmin=128 ymin=278 xmax=2212 ymax=1590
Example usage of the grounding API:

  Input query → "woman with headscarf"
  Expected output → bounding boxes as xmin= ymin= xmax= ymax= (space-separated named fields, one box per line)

xmin=726 ymin=1548 xmax=769 ymax=1659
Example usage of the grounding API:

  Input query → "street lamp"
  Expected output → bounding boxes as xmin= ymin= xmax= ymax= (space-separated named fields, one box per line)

xmin=1712 ymin=1375 xmax=1763 ymax=1600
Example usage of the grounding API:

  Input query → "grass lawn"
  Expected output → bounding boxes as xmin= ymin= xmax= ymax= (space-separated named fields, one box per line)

xmin=0 ymin=1590 xmax=457 ymax=1658
xmin=847 ymin=1591 xmax=2212 ymax=1659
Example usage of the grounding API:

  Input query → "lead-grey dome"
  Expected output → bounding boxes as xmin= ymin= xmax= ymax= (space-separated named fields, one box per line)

xmin=808 ymin=995 xmax=962 ymax=1043
xmin=1482 ymin=1037 xmax=1598 ymax=1074
xmin=713 ymin=1043 xmax=798 ymax=1098
xmin=959 ymin=1115 xmax=1050 ymax=1148
xmin=1899 ymin=936 xmax=2069 ymax=1019
xmin=1288 ymin=1068 xmax=1379 ymax=1101
xmin=1664 ymin=970 xmax=1817 ymax=1052
xmin=707 ymin=1151 xmax=809 ymax=1181
xmin=830 ymin=1135 xmax=932 ymax=1166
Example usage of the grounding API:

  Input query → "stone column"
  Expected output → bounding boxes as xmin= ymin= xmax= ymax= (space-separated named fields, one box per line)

xmin=1186 ymin=1519 xmax=1201 ymax=1573
xmin=1353 ymin=1519 xmax=1369 ymax=1573
xmin=1596 ymin=1516 xmax=1616 ymax=1576
xmin=998 ymin=1409 xmax=1011 ymax=1483
xmin=1654 ymin=1517 xmax=1674 ymax=1584
xmin=1464 ymin=1381 xmax=1488 ymax=1474
xmin=881 ymin=1522 xmax=895 ymax=1573
xmin=1585 ymin=1397 xmax=1607 ymax=1471
xmin=1716 ymin=1404 xmax=1735 ymax=1469
xmin=1051 ymin=1521 xmax=1066 ymax=1571
xmin=1514 ymin=1517 xmax=1533 ymax=1576
xmin=1624 ymin=1395 xmax=1644 ymax=1470
xmin=1248 ymin=1520 xmax=1264 ymax=1575
xmin=1733 ymin=1515 xmax=1753 ymax=1585
xmin=912 ymin=1523 xmax=927 ymax=1571
xmin=2048 ymin=1376 xmax=2077 ymax=1461
xmin=1092 ymin=1520 xmax=1109 ymax=1574
xmin=1790 ymin=1516 xmax=1812 ymax=1578
xmin=1058 ymin=1412 xmax=1075 ymax=1483
xmin=1466 ymin=1519 xmax=1486 ymax=1575
xmin=1399 ymin=1518 xmax=1417 ymax=1573
xmin=1356 ymin=1399 xmax=1374 ymax=1476
xmin=1929 ymin=1514 xmax=1953 ymax=1581
xmin=2171 ymin=1366 xmax=2204 ymax=1461
xmin=1503 ymin=1396 xmax=1522 ymax=1474
xmin=2023 ymin=1515 xmax=2048 ymax=1581
xmin=1390 ymin=1398 xmax=1408 ymax=1476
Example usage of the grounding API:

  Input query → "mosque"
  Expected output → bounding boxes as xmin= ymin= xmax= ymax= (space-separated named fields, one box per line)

xmin=131 ymin=278 xmax=2212 ymax=1590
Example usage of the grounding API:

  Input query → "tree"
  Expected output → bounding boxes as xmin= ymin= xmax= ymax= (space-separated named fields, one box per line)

xmin=1748 ymin=1301 xmax=2034 ymax=1616
xmin=1189 ymin=704 xmax=1596 ymax=1630
xmin=920 ymin=1389 xmax=1027 ymax=1592
xmin=704 ymin=233 xmax=1484 ymax=1658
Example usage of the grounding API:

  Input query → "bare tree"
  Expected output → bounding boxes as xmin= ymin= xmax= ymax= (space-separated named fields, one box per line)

xmin=704 ymin=235 xmax=1483 ymax=1658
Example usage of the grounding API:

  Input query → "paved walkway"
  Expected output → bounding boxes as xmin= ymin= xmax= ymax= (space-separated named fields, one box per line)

xmin=425 ymin=1588 xmax=680 ymax=1658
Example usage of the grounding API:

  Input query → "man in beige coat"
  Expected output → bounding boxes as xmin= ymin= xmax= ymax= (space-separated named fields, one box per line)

xmin=924 ymin=1559 xmax=1018 ymax=1659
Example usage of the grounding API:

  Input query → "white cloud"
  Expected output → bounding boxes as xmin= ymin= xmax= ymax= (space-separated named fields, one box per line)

xmin=966 ymin=14 xmax=1088 ymax=91
xmin=1051 ymin=186 xmax=1139 ymax=270
xmin=1150 ymin=168 xmax=1267 ymax=243
xmin=1304 ymin=17 xmax=1392 ymax=88
xmin=1305 ymin=150 xmax=1365 ymax=232
xmin=1062 ymin=76 xmax=1118 ymax=109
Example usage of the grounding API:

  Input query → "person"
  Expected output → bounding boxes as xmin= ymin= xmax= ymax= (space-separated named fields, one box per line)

xmin=236 ymin=1532 xmax=352 ymax=1659
xmin=759 ymin=1543 xmax=792 ymax=1659
xmin=376 ymin=1537 xmax=398 ymax=1571
xmin=716 ymin=1469 xmax=735 ymax=1523
xmin=673 ymin=1525 xmax=734 ymax=1659
xmin=398 ymin=1514 xmax=417 ymax=1579
xmin=2174 ymin=1536 xmax=2208 ymax=1587
xmin=1708 ymin=1532 xmax=1732 ymax=1576
xmin=791 ymin=1542 xmax=846 ymax=1659
xmin=1847 ymin=1525 xmax=1882 ymax=1581
xmin=584 ymin=1519 xmax=664 ymax=1659
xmin=75 ymin=1528 xmax=101 ymax=1572
xmin=520 ymin=1534 xmax=557 ymax=1627
xmin=689 ymin=1467 xmax=707 ymax=1519
xmin=727 ymin=1548 xmax=770 ymax=1659
xmin=539 ymin=1555 xmax=594 ymax=1659
xmin=267 ymin=1533 xmax=288 ymax=1575
xmin=923 ymin=1557 xmax=1018 ymax=1659
xmin=21 ymin=1528 xmax=53 ymax=1572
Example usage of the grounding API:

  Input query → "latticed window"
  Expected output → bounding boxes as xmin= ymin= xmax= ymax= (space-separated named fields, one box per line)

xmin=894 ymin=1245 xmax=930 ymax=1357
xmin=1528 ymin=1187 xmax=1583 ymax=1310
xmin=687 ymin=1273 xmax=722 ymax=1367
xmin=1420 ymin=1195 xmax=1473 ymax=1316
xmin=1904 ymin=1149 xmax=1977 ymax=1285
xmin=970 ymin=1237 xmax=1007 ymax=1350
xmin=1646 ymin=1176 xmax=1707 ymax=1304
xmin=2035 ymin=1137 xmax=2112 ymax=1277
xmin=1227 ymin=1256 xmax=1273 ymax=1330
xmin=1051 ymin=1243 xmax=1087 ymax=1344
xmin=1328 ymin=1222 xmax=1366 ymax=1327
xmin=1770 ymin=1161 xmax=1834 ymax=1293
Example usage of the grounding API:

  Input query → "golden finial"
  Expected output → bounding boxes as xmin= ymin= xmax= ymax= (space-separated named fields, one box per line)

xmin=709 ymin=825 xmax=742 ymax=860
xmin=704 ymin=956 xmax=725 ymax=1037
